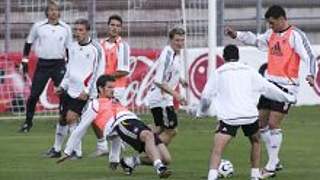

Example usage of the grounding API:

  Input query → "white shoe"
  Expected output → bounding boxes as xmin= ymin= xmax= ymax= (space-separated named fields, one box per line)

xmin=90 ymin=148 xmax=109 ymax=157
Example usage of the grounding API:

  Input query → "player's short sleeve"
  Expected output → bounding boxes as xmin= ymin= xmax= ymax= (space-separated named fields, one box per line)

xmin=154 ymin=47 xmax=172 ymax=84
xmin=65 ymin=25 xmax=73 ymax=49
xmin=26 ymin=23 xmax=39 ymax=43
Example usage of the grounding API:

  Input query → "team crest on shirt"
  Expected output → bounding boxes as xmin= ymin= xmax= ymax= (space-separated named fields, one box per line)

xmin=59 ymin=36 xmax=63 ymax=41
xmin=86 ymin=54 xmax=90 ymax=59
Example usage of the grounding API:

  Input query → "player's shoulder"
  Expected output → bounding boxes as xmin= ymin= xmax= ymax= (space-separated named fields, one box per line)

xmin=58 ymin=20 xmax=72 ymax=29
xmin=160 ymin=45 xmax=174 ymax=58
xmin=33 ymin=19 xmax=48 ymax=27
xmin=291 ymin=26 xmax=307 ymax=38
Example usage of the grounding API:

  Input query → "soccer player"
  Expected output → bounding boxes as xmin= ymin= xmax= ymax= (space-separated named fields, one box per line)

xmin=45 ymin=19 xmax=105 ymax=158
xmin=225 ymin=5 xmax=317 ymax=177
xmin=146 ymin=27 xmax=188 ymax=146
xmin=18 ymin=0 xmax=72 ymax=132
xmin=91 ymin=14 xmax=131 ymax=159
xmin=194 ymin=45 xmax=296 ymax=180
xmin=57 ymin=75 xmax=172 ymax=179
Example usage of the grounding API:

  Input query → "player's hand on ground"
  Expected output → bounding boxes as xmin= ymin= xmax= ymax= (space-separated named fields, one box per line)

xmin=78 ymin=91 xmax=89 ymax=101
xmin=109 ymin=162 xmax=119 ymax=171
xmin=225 ymin=26 xmax=237 ymax=39
xmin=306 ymin=75 xmax=315 ymax=87
xmin=56 ymin=153 xmax=70 ymax=164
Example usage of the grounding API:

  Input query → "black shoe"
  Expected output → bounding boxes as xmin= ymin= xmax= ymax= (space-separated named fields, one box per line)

xmin=45 ymin=148 xmax=61 ymax=158
xmin=120 ymin=158 xmax=134 ymax=175
xmin=275 ymin=162 xmax=283 ymax=171
xmin=157 ymin=166 xmax=172 ymax=179
xmin=18 ymin=122 xmax=33 ymax=133
xmin=69 ymin=151 xmax=82 ymax=160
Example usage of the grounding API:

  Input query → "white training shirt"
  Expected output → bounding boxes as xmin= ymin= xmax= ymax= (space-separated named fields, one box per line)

xmin=26 ymin=19 xmax=72 ymax=59
xmin=63 ymin=98 xmax=138 ymax=155
xmin=147 ymin=45 xmax=182 ymax=108
xmin=59 ymin=39 xmax=105 ymax=98
xmin=199 ymin=62 xmax=296 ymax=125
xmin=236 ymin=27 xmax=317 ymax=94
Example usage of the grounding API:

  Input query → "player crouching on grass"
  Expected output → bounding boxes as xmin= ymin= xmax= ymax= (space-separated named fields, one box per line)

xmin=57 ymin=75 xmax=172 ymax=179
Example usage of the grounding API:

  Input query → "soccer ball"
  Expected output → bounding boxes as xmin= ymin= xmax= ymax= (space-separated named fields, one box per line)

xmin=218 ymin=159 xmax=234 ymax=178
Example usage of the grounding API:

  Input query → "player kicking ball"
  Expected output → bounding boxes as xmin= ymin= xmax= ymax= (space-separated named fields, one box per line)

xmin=56 ymin=75 xmax=172 ymax=179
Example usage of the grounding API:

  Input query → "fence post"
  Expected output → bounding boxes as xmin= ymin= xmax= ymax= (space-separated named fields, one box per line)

xmin=5 ymin=0 xmax=11 ymax=53
xmin=88 ymin=0 xmax=96 ymax=38
xmin=217 ymin=0 xmax=224 ymax=46
xmin=256 ymin=0 xmax=262 ymax=34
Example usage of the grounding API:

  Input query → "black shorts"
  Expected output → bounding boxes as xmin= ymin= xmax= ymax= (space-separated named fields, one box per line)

xmin=216 ymin=120 xmax=259 ymax=137
xmin=150 ymin=106 xmax=178 ymax=129
xmin=60 ymin=93 xmax=87 ymax=117
xmin=257 ymin=95 xmax=291 ymax=114
xmin=115 ymin=119 xmax=162 ymax=153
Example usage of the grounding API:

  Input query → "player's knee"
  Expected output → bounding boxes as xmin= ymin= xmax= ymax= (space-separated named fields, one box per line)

xmin=65 ymin=112 xmax=78 ymax=124
xmin=268 ymin=121 xmax=280 ymax=129
xmin=140 ymin=130 xmax=154 ymax=142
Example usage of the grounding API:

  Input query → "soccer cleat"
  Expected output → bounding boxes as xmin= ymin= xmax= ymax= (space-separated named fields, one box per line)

xmin=275 ymin=162 xmax=283 ymax=171
xmin=260 ymin=168 xmax=276 ymax=179
xmin=90 ymin=148 xmax=109 ymax=158
xmin=120 ymin=158 xmax=134 ymax=175
xmin=109 ymin=162 xmax=119 ymax=171
xmin=18 ymin=122 xmax=33 ymax=133
xmin=251 ymin=177 xmax=261 ymax=180
xmin=45 ymin=147 xmax=61 ymax=158
xmin=69 ymin=151 xmax=82 ymax=160
xmin=157 ymin=166 xmax=172 ymax=179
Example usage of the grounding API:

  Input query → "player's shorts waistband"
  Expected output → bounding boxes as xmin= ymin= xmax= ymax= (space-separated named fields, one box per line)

xmin=38 ymin=58 xmax=65 ymax=62
xmin=269 ymin=81 xmax=289 ymax=93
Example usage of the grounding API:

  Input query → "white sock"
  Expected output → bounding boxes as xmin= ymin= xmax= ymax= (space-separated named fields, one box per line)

xmin=265 ymin=129 xmax=282 ymax=170
xmin=53 ymin=123 xmax=68 ymax=152
xmin=208 ymin=169 xmax=218 ymax=180
xmin=251 ymin=168 xmax=260 ymax=178
xmin=153 ymin=159 xmax=163 ymax=170
xmin=69 ymin=123 xmax=82 ymax=157
xmin=96 ymin=138 xmax=108 ymax=152
xmin=260 ymin=127 xmax=271 ymax=159
xmin=108 ymin=136 xmax=122 ymax=163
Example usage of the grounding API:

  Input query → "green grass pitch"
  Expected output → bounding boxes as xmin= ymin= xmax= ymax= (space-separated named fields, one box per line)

xmin=0 ymin=106 xmax=319 ymax=180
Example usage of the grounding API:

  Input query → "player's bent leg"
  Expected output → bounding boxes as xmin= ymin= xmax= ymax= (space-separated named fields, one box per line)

xmin=157 ymin=143 xmax=172 ymax=165
xmin=140 ymin=130 xmax=172 ymax=178
xmin=159 ymin=128 xmax=177 ymax=145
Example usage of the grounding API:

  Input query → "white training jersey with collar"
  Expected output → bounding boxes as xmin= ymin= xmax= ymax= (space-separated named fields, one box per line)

xmin=199 ymin=62 xmax=295 ymax=125
xmin=147 ymin=45 xmax=182 ymax=108
xmin=26 ymin=19 xmax=72 ymax=59
xmin=59 ymin=39 xmax=105 ymax=99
